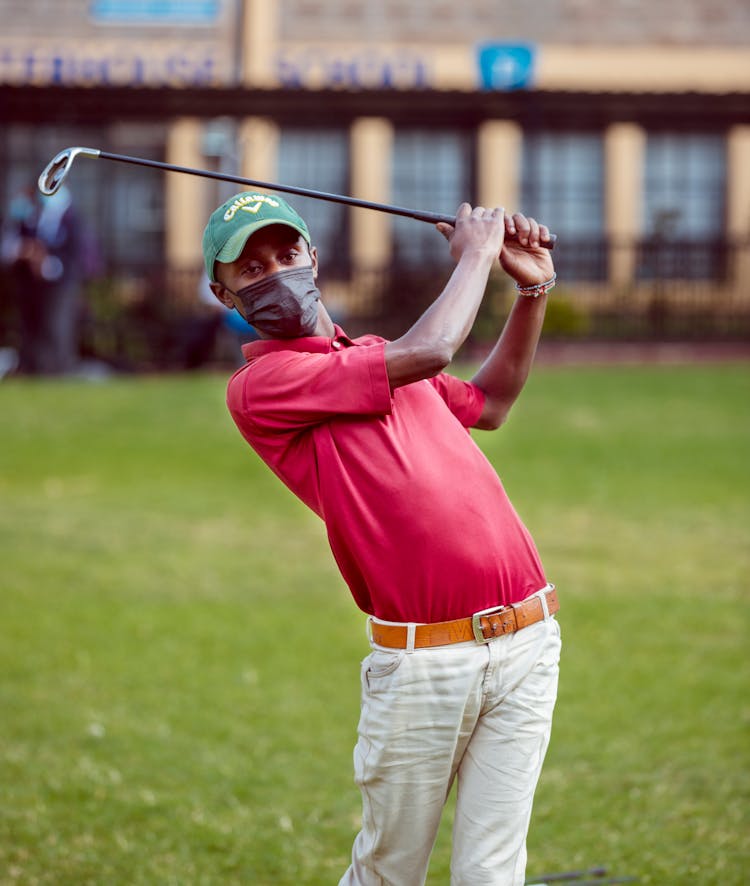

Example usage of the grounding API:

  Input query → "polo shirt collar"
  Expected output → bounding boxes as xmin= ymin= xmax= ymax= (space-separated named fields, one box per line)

xmin=241 ymin=324 xmax=354 ymax=361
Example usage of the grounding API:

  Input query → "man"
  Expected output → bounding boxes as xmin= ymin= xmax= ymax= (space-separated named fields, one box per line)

xmin=203 ymin=191 xmax=561 ymax=886
xmin=2 ymin=184 xmax=88 ymax=375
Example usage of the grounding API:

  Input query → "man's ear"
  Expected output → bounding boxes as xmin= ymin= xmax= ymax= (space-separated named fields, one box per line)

xmin=310 ymin=245 xmax=319 ymax=280
xmin=209 ymin=281 xmax=235 ymax=310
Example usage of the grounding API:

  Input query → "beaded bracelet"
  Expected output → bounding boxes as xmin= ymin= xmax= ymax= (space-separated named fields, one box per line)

xmin=514 ymin=273 xmax=557 ymax=298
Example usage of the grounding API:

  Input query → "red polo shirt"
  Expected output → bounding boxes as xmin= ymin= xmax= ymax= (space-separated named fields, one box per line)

xmin=226 ymin=325 xmax=546 ymax=623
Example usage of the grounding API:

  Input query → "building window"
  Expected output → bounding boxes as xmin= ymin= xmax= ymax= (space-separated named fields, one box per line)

xmin=277 ymin=128 xmax=349 ymax=272
xmin=105 ymin=126 xmax=167 ymax=272
xmin=391 ymin=129 xmax=473 ymax=266
xmin=521 ymin=131 xmax=606 ymax=281
xmin=3 ymin=123 xmax=166 ymax=274
xmin=640 ymin=132 xmax=727 ymax=280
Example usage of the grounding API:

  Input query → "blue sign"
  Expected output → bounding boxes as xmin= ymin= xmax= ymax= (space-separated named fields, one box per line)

xmin=477 ymin=44 xmax=535 ymax=91
xmin=90 ymin=0 xmax=219 ymax=23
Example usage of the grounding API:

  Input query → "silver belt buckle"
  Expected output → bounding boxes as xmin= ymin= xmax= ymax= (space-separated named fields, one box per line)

xmin=471 ymin=605 xmax=507 ymax=644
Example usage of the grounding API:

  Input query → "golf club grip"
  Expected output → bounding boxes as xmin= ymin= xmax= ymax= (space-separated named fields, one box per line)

xmin=98 ymin=151 xmax=556 ymax=251
xmin=412 ymin=209 xmax=557 ymax=250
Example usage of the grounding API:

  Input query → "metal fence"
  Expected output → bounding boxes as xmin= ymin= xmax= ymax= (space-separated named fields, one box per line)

xmin=1 ymin=238 xmax=748 ymax=372
xmin=341 ymin=238 xmax=750 ymax=342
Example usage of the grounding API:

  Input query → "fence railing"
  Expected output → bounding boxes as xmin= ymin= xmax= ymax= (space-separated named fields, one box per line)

xmin=3 ymin=238 xmax=748 ymax=372
xmin=92 ymin=239 xmax=750 ymax=368
xmin=340 ymin=238 xmax=750 ymax=342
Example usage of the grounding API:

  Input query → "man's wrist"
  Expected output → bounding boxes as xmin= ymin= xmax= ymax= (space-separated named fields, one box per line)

xmin=514 ymin=273 xmax=557 ymax=298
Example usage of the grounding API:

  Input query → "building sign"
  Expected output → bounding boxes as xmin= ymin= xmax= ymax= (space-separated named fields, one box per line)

xmin=477 ymin=44 xmax=535 ymax=90
xmin=276 ymin=47 xmax=431 ymax=89
xmin=0 ymin=42 xmax=226 ymax=86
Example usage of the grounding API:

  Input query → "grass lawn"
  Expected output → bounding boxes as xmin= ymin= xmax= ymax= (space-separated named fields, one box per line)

xmin=0 ymin=363 xmax=748 ymax=885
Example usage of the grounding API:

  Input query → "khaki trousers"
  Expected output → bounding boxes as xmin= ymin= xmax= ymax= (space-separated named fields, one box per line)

xmin=340 ymin=600 xmax=561 ymax=886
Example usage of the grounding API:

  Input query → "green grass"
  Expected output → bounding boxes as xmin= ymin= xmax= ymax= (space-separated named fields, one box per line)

xmin=0 ymin=365 xmax=748 ymax=885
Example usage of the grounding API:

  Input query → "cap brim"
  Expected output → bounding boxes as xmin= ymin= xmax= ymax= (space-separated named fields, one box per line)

xmin=215 ymin=220 xmax=311 ymax=266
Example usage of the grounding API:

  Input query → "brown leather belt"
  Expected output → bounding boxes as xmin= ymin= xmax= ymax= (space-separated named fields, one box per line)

xmin=369 ymin=587 xmax=559 ymax=649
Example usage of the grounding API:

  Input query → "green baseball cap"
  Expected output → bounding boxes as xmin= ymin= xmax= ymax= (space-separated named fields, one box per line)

xmin=202 ymin=191 xmax=311 ymax=282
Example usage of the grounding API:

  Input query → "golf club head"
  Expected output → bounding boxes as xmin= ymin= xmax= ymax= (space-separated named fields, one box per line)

xmin=38 ymin=147 xmax=101 ymax=196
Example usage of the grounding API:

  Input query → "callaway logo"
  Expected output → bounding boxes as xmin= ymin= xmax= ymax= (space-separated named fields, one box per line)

xmin=224 ymin=194 xmax=281 ymax=221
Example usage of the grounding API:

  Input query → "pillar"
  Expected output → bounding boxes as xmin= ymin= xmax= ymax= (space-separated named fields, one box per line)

xmin=605 ymin=122 xmax=645 ymax=287
xmin=727 ymin=125 xmax=750 ymax=286
xmin=350 ymin=117 xmax=394 ymax=269
xmin=241 ymin=0 xmax=279 ymax=87
xmin=165 ymin=118 xmax=205 ymax=270
xmin=476 ymin=120 xmax=522 ymax=211
xmin=238 ymin=116 xmax=279 ymax=184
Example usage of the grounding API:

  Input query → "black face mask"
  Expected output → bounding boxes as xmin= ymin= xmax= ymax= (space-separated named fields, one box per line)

xmin=230 ymin=266 xmax=321 ymax=339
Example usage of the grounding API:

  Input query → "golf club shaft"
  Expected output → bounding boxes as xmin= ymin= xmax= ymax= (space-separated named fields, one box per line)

xmin=527 ymin=879 xmax=636 ymax=886
xmin=568 ymin=879 xmax=636 ymax=885
xmin=39 ymin=147 xmax=556 ymax=249
xmin=101 ymin=150 xmax=455 ymax=225
xmin=526 ymin=867 xmax=608 ymax=883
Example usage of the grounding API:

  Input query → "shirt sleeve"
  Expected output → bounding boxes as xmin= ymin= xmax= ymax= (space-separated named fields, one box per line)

xmin=228 ymin=340 xmax=393 ymax=433
xmin=427 ymin=372 xmax=486 ymax=428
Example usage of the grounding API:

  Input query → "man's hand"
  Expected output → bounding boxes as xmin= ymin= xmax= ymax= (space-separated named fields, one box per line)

xmin=499 ymin=213 xmax=555 ymax=289
xmin=438 ymin=207 xmax=554 ymax=289
xmin=436 ymin=203 xmax=506 ymax=263
xmin=17 ymin=237 xmax=49 ymax=280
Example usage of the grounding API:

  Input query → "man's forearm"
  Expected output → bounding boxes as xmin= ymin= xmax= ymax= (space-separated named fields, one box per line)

xmin=471 ymin=292 xmax=548 ymax=429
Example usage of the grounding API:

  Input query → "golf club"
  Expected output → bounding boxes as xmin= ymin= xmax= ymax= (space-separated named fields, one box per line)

xmin=528 ymin=880 xmax=636 ymax=886
xmin=38 ymin=146 xmax=556 ymax=249
xmin=526 ymin=874 xmax=636 ymax=886
xmin=527 ymin=879 xmax=637 ymax=886
xmin=526 ymin=868 xmax=609 ymax=883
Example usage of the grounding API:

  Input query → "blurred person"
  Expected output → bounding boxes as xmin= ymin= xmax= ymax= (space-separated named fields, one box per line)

xmin=203 ymin=192 xmax=560 ymax=886
xmin=1 ymin=185 xmax=41 ymax=372
xmin=187 ymin=270 xmax=258 ymax=368
xmin=1 ymin=184 xmax=88 ymax=375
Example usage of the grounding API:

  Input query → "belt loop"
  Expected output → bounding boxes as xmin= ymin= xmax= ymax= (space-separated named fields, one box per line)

xmin=406 ymin=623 xmax=417 ymax=653
xmin=366 ymin=616 xmax=374 ymax=644
xmin=540 ymin=593 xmax=550 ymax=620
xmin=539 ymin=584 xmax=552 ymax=620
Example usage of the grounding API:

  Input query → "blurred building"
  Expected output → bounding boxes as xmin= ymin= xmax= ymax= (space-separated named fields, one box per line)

xmin=1 ymin=0 xmax=749 ymax=343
